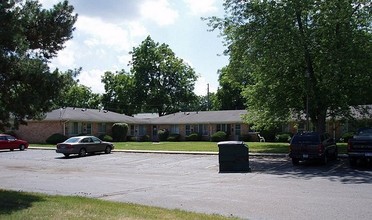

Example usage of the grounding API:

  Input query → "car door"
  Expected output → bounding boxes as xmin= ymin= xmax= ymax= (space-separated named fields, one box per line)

xmin=81 ymin=137 xmax=95 ymax=153
xmin=0 ymin=136 xmax=6 ymax=149
xmin=5 ymin=135 xmax=18 ymax=149
xmin=92 ymin=137 xmax=104 ymax=152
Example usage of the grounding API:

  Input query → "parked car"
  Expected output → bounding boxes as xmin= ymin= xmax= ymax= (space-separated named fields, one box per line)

xmin=289 ymin=132 xmax=338 ymax=165
xmin=56 ymin=136 xmax=114 ymax=158
xmin=0 ymin=134 xmax=29 ymax=151
xmin=347 ymin=128 xmax=372 ymax=166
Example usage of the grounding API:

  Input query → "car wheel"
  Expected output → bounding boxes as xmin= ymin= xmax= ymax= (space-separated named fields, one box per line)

xmin=64 ymin=153 xmax=70 ymax=158
xmin=349 ymin=158 xmax=357 ymax=167
xmin=19 ymin=144 xmax=25 ymax=151
xmin=333 ymin=148 xmax=338 ymax=160
xmin=321 ymin=154 xmax=328 ymax=165
xmin=79 ymin=148 xmax=87 ymax=157
xmin=292 ymin=158 xmax=300 ymax=165
xmin=104 ymin=146 xmax=111 ymax=154
xmin=10 ymin=148 xmax=14 ymax=151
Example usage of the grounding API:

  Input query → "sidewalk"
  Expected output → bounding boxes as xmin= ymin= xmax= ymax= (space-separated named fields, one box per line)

xmin=28 ymin=146 xmax=297 ymax=157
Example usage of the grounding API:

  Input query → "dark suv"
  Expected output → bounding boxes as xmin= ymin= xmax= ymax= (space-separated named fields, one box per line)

xmin=289 ymin=132 xmax=338 ymax=165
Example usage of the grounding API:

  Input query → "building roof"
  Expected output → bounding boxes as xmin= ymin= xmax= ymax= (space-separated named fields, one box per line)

xmin=38 ymin=108 xmax=248 ymax=125
xmin=150 ymin=110 xmax=247 ymax=124
xmin=42 ymin=107 xmax=145 ymax=124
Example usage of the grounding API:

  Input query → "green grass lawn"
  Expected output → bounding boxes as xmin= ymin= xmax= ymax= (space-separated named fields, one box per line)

xmin=0 ymin=189 xmax=236 ymax=220
xmin=30 ymin=141 xmax=347 ymax=154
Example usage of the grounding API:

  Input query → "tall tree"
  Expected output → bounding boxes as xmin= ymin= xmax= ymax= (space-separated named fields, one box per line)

xmin=208 ymin=0 xmax=372 ymax=132
xmin=216 ymin=67 xmax=247 ymax=110
xmin=0 ymin=0 xmax=77 ymax=130
xmin=56 ymin=68 xmax=102 ymax=109
xmin=130 ymin=36 xmax=198 ymax=116
xmin=101 ymin=70 xmax=136 ymax=115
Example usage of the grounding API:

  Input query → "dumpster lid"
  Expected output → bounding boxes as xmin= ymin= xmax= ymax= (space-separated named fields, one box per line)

xmin=217 ymin=141 xmax=246 ymax=146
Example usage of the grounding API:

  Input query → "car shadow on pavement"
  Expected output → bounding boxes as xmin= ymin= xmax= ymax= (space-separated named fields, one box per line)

xmin=249 ymin=157 xmax=372 ymax=184
xmin=55 ymin=152 xmax=108 ymax=159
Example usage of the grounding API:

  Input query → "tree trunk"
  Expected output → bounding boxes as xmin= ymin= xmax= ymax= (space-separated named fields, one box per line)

xmin=314 ymin=110 xmax=327 ymax=133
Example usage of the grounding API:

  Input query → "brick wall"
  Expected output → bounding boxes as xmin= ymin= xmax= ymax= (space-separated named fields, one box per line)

xmin=16 ymin=121 xmax=64 ymax=144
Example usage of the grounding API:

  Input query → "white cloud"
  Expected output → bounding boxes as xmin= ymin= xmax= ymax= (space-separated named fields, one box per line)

xmin=184 ymin=0 xmax=218 ymax=15
xmin=76 ymin=16 xmax=132 ymax=52
xmin=194 ymin=76 xmax=217 ymax=96
xmin=49 ymin=41 xmax=76 ymax=69
xmin=77 ymin=69 xmax=106 ymax=94
xmin=140 ymin=0 xmax=179 ymax=26
xmin=39 ymin=0 xmax=60 ymax=8
xmin=117 ymin=54 xmax=132 ymax=67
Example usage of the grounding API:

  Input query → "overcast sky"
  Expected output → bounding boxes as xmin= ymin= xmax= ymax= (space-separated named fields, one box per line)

xmin=39 ymin=0 xmax=228 ymax=96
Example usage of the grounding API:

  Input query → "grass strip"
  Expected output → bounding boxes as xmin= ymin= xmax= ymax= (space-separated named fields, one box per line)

xmin=0 ymin=189 xmax=237 ymax=220
xmin=30 ymin=142 xmax=347 ymax=154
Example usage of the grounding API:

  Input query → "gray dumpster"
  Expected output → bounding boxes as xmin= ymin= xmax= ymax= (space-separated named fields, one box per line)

xmin=218 ymin=141 xmax=250 ymax=173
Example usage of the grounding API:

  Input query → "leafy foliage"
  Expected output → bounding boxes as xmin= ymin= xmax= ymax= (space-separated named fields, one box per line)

xmin=112 ymin=123 xmax=128 ymax=142
xmin=157 ymin=129 xmax=169 ymax=141
xmin=211 ymin=131 xmax=227 ymax=142
xmin=46 ymin=133 xmax=68 ymax=144
xmin=185 ymin=132 xmax=202 ymax=141
xmin=208 ymin=0 xmax=372 ymax=132
xmin=167 ymin=133 xmax=181 ymax=142
xmin=98 ymin=134 xmax=113 ymax=142
xmin=56 ymin=68 xmax=102 ymax=109
xmin=101 ymin=70 xmax=136 ymax=115
xmin=129 ymin=36 xmax=198 ymax=116
xmin=0 ymin=0 xmax=77 ymax=129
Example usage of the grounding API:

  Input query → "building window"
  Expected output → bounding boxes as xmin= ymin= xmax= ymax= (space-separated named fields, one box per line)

xmin=138 ymin=125 xmax=147 ymax=136
xmin=185 ymin=125 xmax=191 ymax=136
xmin=130 ymin=125 xmax=135 ymax=136
xmin=71 ymin=122 xmax=80 ymax=135
xmin=195 ymin=124 xmax=209 ymax=136
xmin=217 ymin=124 xmax=231 ymax=135
xmin=98 ymin=123 xmax=106 ymax=134
xmin=235 ymin=124 xmax=241 ymax=136
xmin=86 ymin=123 xmax=92 ymax=135
xmin=170 ymin=125 xmax=179 ymax=134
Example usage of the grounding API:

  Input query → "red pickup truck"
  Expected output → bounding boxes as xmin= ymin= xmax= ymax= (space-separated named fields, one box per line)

xmin=347 ymin=128 xmax=372 ymax=166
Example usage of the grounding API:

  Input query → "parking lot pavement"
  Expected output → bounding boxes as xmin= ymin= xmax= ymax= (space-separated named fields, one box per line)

xmin=1 ymin=150 xmax=371 ymax=220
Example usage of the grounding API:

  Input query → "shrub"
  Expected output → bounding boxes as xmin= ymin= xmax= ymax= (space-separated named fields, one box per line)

xmin=98 ymin=134 xmax=113 ymax=142
xmin=138 ymin=135 xmax=150 ymax=142
xmin=211 ymin=131 xmax=227 ymax=142
xmin=167 ymin=133 xmax=180 ymax=142
xmin=46 ymin=133 xmax=68 ymax=144
xmin=340 ymin=132 xmax=354 ymax=143
xmin=157 ymin=129 xmax=169 ymax=141
xmin=275 ymin=133 xmax=292 ymax=143
xmin=239 ymin=134 xmax=252 ymax=142
xmin=185 ymin=132 xmax=201 ymax=141
xmin=112 ymin=123 xmax=128 ymax=142
xmin=129 ymin=136 xmax=137 ymax=142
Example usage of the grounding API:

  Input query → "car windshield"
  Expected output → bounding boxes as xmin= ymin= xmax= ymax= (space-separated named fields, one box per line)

xmin=64 ymin=137 xmax=81 ymax=143
xmin=357 ymin=128 xmax=372 ymax=137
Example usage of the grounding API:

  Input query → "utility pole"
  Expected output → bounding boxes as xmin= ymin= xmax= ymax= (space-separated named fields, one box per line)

xmin=306 ymin=69 xmax=310 ymax=131
xmin=207 ymin=83 xmax=210 ymax=111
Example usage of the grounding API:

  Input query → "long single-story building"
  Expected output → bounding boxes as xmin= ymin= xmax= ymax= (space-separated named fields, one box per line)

xmin=13 ymin=105 xmax=372 ymax=143
xmin=15 ymin=107 xmax=251 ymax=143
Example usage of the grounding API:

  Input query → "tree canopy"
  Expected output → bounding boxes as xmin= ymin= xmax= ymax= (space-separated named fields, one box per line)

xmin=56 ymin=68 xmax=101 ymax=109
xmin=0 ymin=0 xmax=77 ymax=130
xmin=101 ymin=70 xmax=136 ymax=115
xmin=208 ymin=0 xmax=372 ymax=132
xmin=129 ymin=36 xmax=198 ymax=116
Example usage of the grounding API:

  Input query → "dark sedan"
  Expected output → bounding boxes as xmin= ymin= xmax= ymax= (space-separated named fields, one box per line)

xmin=56 ymin=136 xmax=114 ymax=158
xmin=0 ymin=134 xmax=29 ymax=151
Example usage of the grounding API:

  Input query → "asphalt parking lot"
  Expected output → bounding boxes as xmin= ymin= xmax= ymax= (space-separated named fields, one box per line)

xmin=1 ymin=149 xmax=371 ymax=220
